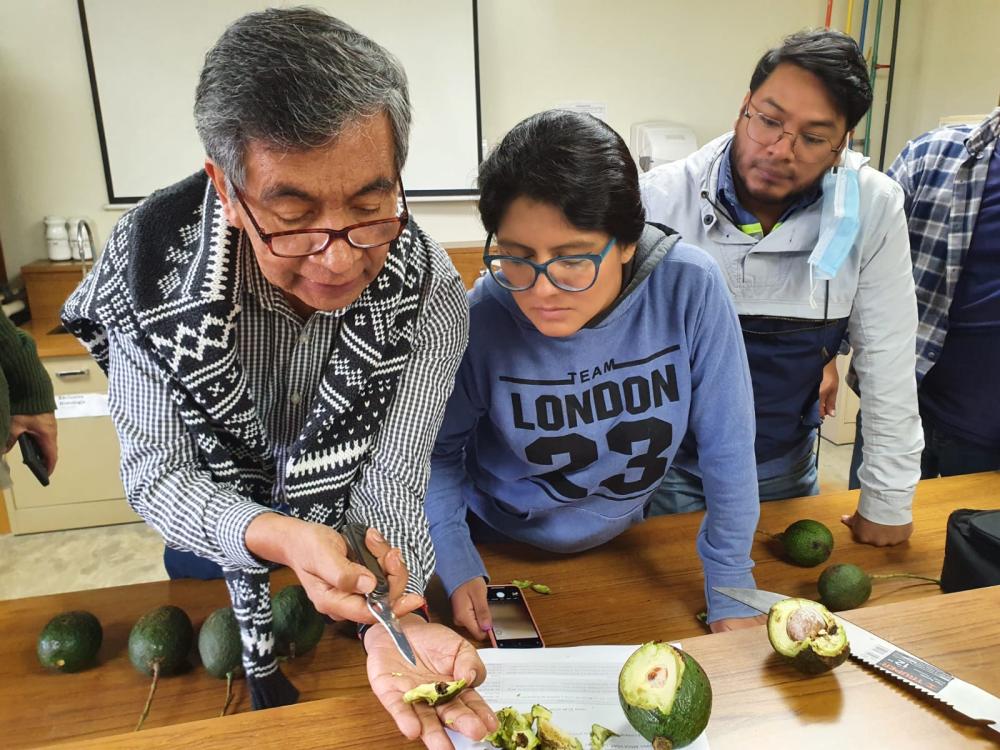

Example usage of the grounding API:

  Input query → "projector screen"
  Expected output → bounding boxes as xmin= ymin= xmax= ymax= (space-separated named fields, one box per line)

xmin=79 ymin=0 xmax=482 ymax=202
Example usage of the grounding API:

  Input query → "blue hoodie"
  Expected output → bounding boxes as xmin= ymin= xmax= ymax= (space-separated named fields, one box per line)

xmin=426 ymin=224 xmax=760 ymax=620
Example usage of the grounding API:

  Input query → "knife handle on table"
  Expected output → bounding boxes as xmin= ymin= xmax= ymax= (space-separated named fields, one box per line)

xmin=341 ymin=522 xmax=390 ymax=597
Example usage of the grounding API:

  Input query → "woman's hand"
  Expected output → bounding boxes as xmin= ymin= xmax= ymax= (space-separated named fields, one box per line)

xmin=449 ymin=578 xmax=492 ymax=640
xmin=709 ymin=614 xmax=767 ymax=632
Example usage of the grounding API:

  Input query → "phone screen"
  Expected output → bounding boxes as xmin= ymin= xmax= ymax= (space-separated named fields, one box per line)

xmin=487 ymin=586 xmax=543 ymax=648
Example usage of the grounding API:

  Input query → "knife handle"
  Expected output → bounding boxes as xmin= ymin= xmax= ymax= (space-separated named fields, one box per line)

xmin=341 ymin=522 xmax=390 ymax=597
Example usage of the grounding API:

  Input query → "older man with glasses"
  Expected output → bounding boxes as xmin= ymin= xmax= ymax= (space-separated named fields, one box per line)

xmin=62 ymin=8 xmax=495 ymax=748
xmin=641 ymin=29 xmax=922 ymax=549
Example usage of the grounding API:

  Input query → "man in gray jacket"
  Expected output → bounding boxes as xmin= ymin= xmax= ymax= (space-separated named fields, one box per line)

xmin=641 ymin=30 xmax=921 ymax=546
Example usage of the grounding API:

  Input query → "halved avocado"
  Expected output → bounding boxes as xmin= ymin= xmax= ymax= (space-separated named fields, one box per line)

xmin=767 ymin=597 xmax=849 ymax=674
xmin=618 ymin=642 xmax=712 ymax=750
xmin=402 ymin=678 xmax=467 ymax=706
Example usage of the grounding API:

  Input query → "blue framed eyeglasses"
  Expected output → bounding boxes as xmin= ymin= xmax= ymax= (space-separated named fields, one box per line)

xmin=483 ymin=235 xmax=616 ymax=292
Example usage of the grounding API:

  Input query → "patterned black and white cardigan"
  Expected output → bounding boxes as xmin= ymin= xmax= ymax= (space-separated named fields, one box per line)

xmin=62 ymin=171 xmax=467 ymax=708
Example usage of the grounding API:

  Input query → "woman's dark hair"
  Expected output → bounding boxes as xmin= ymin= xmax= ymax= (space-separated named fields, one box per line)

xmin=477 ymin=110 xmax=645 ymax=245
xmin=750 ymin=29 xmax=873 ymax=131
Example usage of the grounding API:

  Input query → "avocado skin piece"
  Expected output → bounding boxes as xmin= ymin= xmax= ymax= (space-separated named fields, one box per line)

xmin=767 ymin=598 xmax=850 ymax=675
xmin=780 ymin=519 xmax=834 ymax=567
xmin=272 ymin=585 xmax=325 ymax=658
xmin=619 ymin=643 xmax=712 ymax=749
xmin=37 ymin=611 xmax=103 ymax=673
xmin=198 ymin=607 xmax=243 ymax=679
xmin=818 ymin=563 xmax=873 ymax=611
xmin=129 ymin=605 xmax=194 ymax=676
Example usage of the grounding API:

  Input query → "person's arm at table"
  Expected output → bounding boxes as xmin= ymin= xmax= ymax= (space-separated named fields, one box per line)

xmin=425 ymin=343 xmax=492 ymax=640
xmin=686 ymin=261 xmax=763 ymax=626
xmin=844 ymin=176 xmax=921 ymax=546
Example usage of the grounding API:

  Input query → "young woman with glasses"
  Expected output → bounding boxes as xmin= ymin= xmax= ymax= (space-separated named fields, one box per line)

xmin=425 ymin=110 xmax=765 ymax=636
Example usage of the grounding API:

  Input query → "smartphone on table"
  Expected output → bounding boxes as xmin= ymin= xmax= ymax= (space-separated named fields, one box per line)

xmin=486 ymin=585 xmax=544 ymax=648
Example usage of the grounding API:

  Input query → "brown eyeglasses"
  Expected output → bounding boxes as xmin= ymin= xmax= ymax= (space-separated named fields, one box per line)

xmin=234 ymin=180 xmax=409 ymax=258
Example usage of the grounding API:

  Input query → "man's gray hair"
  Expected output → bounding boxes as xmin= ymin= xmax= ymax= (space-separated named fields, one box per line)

xmin=194 ymin=7 xmax=411 ymax=189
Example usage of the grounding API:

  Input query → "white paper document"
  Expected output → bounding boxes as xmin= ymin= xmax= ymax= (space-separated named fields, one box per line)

xmin=55 ymin=392 xmax=110 ymax=419
xmin=448 ymin=645 xmax=710 ymax=749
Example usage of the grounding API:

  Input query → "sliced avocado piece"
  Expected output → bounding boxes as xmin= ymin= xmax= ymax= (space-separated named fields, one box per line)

xmin=618 ymin=641 xmax=712 ymax=750
xmin=530 ymin=704 xmax=552 ymax=722
xmin=589 ymin=724 xmax=618 ymax=750
xmin=818 ymin=563 xmax=873 ymax=610
xmin=512 ymin=579 xmax=534 ymax=589
xmin=536 ymin=715 xmax=583 ymax=750
xmin=272 ymin=585 xmax=325 ymax=658
xmin=402 ymin=678 xmax=467 ymax=706
xmin=767 ymin=597 xmax=850 ymax=674
xmin=484 ymin=707 xmax=538 ymax=749
xmin=37 ymin=610 xmax=103 ymax=673
xmin=778 ymin=519 xmax=834 ymax=567
xmin=530 ymin=583 xmax=552 ymax=595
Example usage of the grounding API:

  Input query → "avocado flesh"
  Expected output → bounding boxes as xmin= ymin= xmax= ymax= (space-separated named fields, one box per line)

xmin=37 ymin=611 xmax=103 ymax=673
xmin=402 ymin=678 xmax=467 ymax=706
xmin=589 ymin=724 xmax=618 ymax=750
xmin=537 ymin=718 xmax=583 ymax=749
xmin=767 ymin=598 xmax=849 ymax=674
xmin=818 ymin=563 xmax=873 ymax=610
xmin=619 ymin=642 xmax=712 ymax=749
xmin=484 ymin=707 xmax=538 ymax=749
xmin=198 ymin=607 xmax=242 ymax=679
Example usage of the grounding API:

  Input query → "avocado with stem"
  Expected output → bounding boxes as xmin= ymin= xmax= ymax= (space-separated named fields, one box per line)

xmin=818 ymin=562 xmax=941 ymax=611
xmin=129 ymin=605 xmax=194 ymax=730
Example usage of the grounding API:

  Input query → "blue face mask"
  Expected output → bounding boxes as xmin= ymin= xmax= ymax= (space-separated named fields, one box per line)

xmin=808 ymin=166 xmax=861 ymax=281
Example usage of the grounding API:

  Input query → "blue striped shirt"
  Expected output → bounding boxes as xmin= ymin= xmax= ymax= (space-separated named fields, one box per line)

xmin=887 ymin=107 xmax=1000 ymax=382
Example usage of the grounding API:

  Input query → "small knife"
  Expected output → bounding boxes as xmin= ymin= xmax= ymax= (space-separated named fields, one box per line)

xmin=342 ymin=522 xmax=418 ymax=667
xmin=714 ymin=586 xmax=1000 ymax=733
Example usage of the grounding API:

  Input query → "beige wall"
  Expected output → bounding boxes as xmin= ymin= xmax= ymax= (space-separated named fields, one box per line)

xmin=1 ymin=0 xmax=996 ymax=280
xmin=865 ymin=0 xmax=1000 ymax=170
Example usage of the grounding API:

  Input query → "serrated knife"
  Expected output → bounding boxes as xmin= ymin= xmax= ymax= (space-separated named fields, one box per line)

xmin=342 ymin=522 xmax=418 ymax=666
xmin=714 ymin=586 xmax=1000 ymax=733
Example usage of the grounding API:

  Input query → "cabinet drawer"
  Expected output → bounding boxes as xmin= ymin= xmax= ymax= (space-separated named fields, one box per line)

xmin=7 ymin=416 xmax=124 ymax=508
xmin=41 ymin=356 xmax=107 ymax=396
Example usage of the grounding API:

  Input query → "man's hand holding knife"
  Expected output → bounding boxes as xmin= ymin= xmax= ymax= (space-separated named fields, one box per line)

xmin=245 ymin=514 xmax=496 ymax=748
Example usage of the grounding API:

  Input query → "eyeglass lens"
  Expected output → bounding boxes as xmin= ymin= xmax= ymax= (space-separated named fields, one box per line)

xmin=488 ymin=256 xmax=598 ymax=292
xmin=270 ymin=221 xmax=404 ymax=257
xmin=746 ymin=113 xmax=836 ymax=163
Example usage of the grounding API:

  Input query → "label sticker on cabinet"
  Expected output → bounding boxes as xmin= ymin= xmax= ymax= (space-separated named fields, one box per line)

xmin=55 ymin=393 xmax=110 ymax=419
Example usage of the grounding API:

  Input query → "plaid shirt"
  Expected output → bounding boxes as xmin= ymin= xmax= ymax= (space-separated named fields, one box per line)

xmin=888 ymin=107 xmax=1000 ymax=382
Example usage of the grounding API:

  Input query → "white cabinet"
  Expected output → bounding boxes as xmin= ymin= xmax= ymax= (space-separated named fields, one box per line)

xmin=3 ymin=355 xmax=138 ymax=533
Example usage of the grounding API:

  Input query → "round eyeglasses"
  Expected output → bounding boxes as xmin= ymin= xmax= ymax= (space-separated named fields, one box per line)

xmin=743 ymin=100 xmax=845 ymax=164
xmin=484 ymin=235 xmax=616 ymax=292
xmin=234 ymin=180 xmax=408 ymax=258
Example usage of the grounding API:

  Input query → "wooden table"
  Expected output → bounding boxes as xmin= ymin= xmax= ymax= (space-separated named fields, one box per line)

xmin=3 ymin=472 xmax=998 ymax=748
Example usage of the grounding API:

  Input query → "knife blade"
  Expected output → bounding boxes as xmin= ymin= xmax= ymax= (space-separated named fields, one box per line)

xmin=714 ymin=586 xmax=1000 ymax=733
xmin=342 ymin=522 xmax=418 ymax=667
